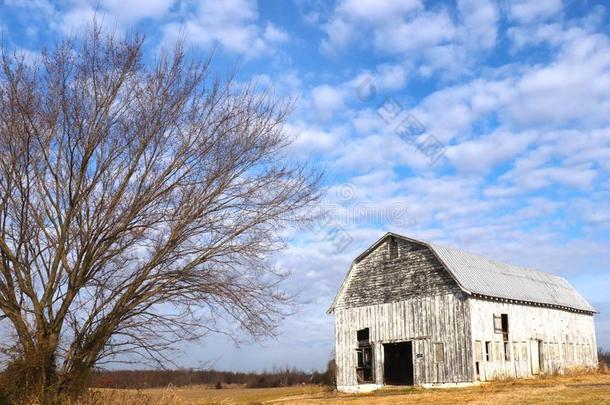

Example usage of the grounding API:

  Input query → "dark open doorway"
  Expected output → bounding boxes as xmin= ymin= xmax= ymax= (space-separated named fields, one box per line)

xmin=383 ymin=341 xmax=414 ymax=385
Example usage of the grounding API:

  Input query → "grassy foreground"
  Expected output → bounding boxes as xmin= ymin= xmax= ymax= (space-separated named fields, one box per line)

xmin=87 ymin=373 xmax=610 ymax=404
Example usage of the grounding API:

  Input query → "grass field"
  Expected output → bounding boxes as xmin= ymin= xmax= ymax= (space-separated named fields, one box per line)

xmin=92 ymin=373 xmax=610 ymax=404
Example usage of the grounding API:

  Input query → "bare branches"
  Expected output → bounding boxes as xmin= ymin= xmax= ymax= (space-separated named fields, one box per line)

xmin=0 ymin=26 xmax=320 ymax=399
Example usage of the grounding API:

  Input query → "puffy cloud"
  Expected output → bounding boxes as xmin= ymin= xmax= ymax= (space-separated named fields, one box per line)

xmin=49 ymin=0 xmax=177 ymax=35
xmin=100 ymin=0 xmax=174 ymax=22
xmin=310 ymin=84 xmax=345 ymax=121
xmin=457 ymin=0 xmax=499 ymax=49
xmin=408 ymin=26 xmax=610 ymax=144
xmin=445 ymin=130 xmax=536 ymax=174
xmin=349 ymin=63 xmax=411 ymax=95
xmin=321 ymin=0 xmax=499 ymax=77
xmin=372 ymin=10 xmax=456 ymax=55
xmin=162 ymin=0 xmax=288 ymax=57
xmin=284 ymin=122 xmax=346 ymax=155
xmin=508 ymin=30 xmax=610 ymax=128
xmin=320 ymin=0 xmax=423 ymax=53
xmin=494 ymin=128 xmax=610 ymax=192
xmin=507 ymin=23 xmax=565 ymax=49
xmin=509 ymin=0 xmax=563 ymax=24
xmin=335 ymin=0 xmax=423 ymax=25
xmin=262 ymin=22 xmax=289 ymax=44
xmin=9 ymin=0 xmax=289 ymax=58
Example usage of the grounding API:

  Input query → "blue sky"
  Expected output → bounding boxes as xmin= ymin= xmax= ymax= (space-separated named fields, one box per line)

xmin=2 ymin=0 xmax=610 ymax=372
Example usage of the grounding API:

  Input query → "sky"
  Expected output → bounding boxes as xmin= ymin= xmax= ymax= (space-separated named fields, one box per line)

xmin=1 ymin=0 xmax=610 ymax=372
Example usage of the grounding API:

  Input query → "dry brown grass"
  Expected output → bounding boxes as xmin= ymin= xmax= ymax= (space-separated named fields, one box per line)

xmin=86 ymin=373 xmax=610 ymax=404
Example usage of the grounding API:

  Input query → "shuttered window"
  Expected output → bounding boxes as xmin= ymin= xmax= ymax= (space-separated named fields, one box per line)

xmin=493 ymin=342 xmax=501 ymax=361
xmin=493 ymin=314 xmax=502 ymax=333
xmin=434 ymin=342 xmax=444 ymax=363
xmin=521 ymin=342 xmax=528 ymax=361
xmin=474 ymin=341 xmax=482 ymax=362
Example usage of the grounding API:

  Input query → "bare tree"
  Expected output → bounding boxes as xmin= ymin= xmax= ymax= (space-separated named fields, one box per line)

xmin=0 ymin=27 xmax=321 ymax=402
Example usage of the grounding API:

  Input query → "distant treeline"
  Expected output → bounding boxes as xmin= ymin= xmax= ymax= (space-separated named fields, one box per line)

xmin=600 ymin=348 xmax=610 ymax=365
xmin=91 ymin=361 xmax=336 ymax=389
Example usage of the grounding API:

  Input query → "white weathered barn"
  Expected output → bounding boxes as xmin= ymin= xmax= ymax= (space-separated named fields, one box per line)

xmin=328 ymin=233 xmax=598 ymax=392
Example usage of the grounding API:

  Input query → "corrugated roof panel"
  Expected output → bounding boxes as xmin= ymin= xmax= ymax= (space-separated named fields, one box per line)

xmin=428 ymin=243 xmax=595 ymax=313
xmin=327 ymin=232 xmax=596 ymax=314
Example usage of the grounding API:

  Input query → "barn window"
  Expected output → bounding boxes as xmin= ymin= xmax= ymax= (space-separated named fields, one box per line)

xmin=493 ymin=342 xmax=501 ymax=361
xmin=494 ymin=314 xmax=509 ymax=337
xmin=513 ymin=342 xmax=519 ymax=361
xmin=433 ymin=343 xmax=444 ymax=363
xmin=485 ymin=341 xmax=492 ymax=362
xmin=357 ymin=328 xmax=370 ymax=343
xmin=356 ymin=347 xmax=373 ymax=383
xmin=389 ymin=237 xmax=398 ymax=260
xmin=504 ymin=342 xmax=510 ymax=361
xmin=356 ymin=328 xmax=373 ymax=383
xmin=493 ymin=314 xmax=502 ymax=333
xmin=474 ymin=341 xmax=482 ymax=362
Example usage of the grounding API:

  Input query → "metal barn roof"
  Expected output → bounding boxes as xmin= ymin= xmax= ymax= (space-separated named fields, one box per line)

xmin=428 ymin=242 xmax=596 ymax=313
xmin=328 ymin=233 xmax=596 ymax=314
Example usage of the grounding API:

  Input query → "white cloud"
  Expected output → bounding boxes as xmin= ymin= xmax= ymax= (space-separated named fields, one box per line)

xmin=162 ymin=0 xmax=288 ymax=58
xmin=410 ymin=26 xmax=610 ymax=142
xmin=310 ymin=84 xmax=345 ymax=121
xmin=320 ymin=0 xmax=423 ymax=54
xmin=4 ymin=0 xmax=287 ymax=59
xmin=373 ymin=10 xmax=456 ymax=55
xmin=411 ymin=79 xmax=511 ymax=141
xmin=331 ymin=131 xmax=435 ymax=173
xmin=350 ymin=108 xmax=384 ymax=135
xmin=321 ymin=0 xmax=499 ymax=77
xmin=517 ymin=165 xmax=597 ymax=190
xmin=263 ymin=23 xmax=289 ymax=44
xmin=57 ymin=0 xmax=176 ymax=35
xmin=457 ymin=0 xmax=499 ymax=49
xmin=320 ymin=18 xmax=354 ymax=53
xmin=445 ymin=130 xmax=536 ymax=173
xmin=507 ymin=23 xmax=564 ymax=49
xmin=347 ymin=63 xmax=412 ymax=100
xmin=508 ymin=29 xmax=610 ymax=128
xmin=101 ymin=0 xmax=174 ymax=22
xmin=509 ymin=0 xmax=563 ymax=24
xmin=497 ymin=128 xmax=610 ymax=192
xmin=284 ymin=122 xmax=346 ymax=155
xmin=60 ymin=6 xmax=103 ymax=35
xmin=335 ymin=0 xmax=422 ymax=25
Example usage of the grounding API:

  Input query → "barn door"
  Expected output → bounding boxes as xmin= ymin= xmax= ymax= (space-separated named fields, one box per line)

xmin=530 ymin=340 xmax=541 ymax=375
xmin=383 ymin=342 xmax=414 ymax=385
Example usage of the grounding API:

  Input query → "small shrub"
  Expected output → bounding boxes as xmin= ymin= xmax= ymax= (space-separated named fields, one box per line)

xmin=0 ymin=357 xmax=42 ymax=403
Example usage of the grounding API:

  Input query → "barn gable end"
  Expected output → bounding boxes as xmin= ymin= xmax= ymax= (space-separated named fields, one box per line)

xmin=330 ymin=234 xmax=462 ymax=312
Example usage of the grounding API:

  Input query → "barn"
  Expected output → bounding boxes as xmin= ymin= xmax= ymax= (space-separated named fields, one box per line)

xmin=327 ymin=233 xmax=598 ymax=392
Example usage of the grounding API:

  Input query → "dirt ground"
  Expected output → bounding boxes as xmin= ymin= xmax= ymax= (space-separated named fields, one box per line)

xmin=94 ymin=373 xmax=610 ymax=404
